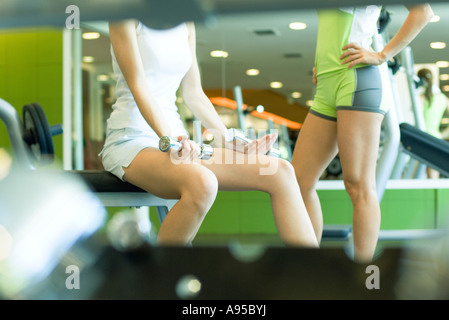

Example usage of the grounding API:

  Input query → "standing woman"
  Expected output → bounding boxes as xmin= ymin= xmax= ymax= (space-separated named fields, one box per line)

xmin=101 ymin=20 xmax=318 ymax=247
xmin=417 ymin=68 xmax=449 ymax=179
xmin=291 ymin=4 xmax=433 ymax=262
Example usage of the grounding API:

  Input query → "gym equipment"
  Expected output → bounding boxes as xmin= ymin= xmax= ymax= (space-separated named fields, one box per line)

xmin=386 ymin=46 xmax=449 ymax=179
xmin=231 ymin=86 xmax=283 ymax=159
xmin=22 ymin=103 xmax=63 ymax=165
xmin=0 ymin=99 xmax=62 ymax=167
xmin=1 ymin=98 xmax=34 ymax=169
xmin=225 ymin=127 xmax=281 ymax=158
xmin=372 ymin=27 xmax=401 ymax=201
xmin=0 ymin=98 xmax=178 ymax=225
xmin=68 ymin=169 xmax=177 ymax=224
xmin=399 ymin=123 xmax=449 ymax=177
xmin=159 ymin=135 xmax=214 ymax=160
xmin=326 ymin=156 xmax=342 ymax=177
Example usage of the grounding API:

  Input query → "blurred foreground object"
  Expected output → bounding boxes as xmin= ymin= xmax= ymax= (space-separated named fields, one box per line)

xmin=0 ymin=168 xmax=106 ymax=299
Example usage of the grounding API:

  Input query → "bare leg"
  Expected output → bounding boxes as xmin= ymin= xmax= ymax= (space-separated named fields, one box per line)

xmin=201 ymin=149 xmax=319 ymax=248
xmin=291 ymin=113 xmax=339 ymax=243
xmin=123 ymin=148 xmax=218 ymax=246
xmin=337 ymin=110 xmax=384 ymax=263
xmin=426 ymin=167 xmax=440 ymax=179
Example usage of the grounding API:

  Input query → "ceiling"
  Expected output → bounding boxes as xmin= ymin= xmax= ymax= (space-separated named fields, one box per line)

xmin=82 ymin=2 xmax=449 ymax=116
xmin=194 ymin=3 xmax=449 ymax=106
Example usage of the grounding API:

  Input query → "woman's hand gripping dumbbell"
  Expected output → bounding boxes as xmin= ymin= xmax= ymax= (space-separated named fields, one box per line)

xmin=159 ymin=135 xmax=214 ymax=160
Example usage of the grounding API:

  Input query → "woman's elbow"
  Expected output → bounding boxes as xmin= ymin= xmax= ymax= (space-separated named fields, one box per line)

xmin=182 ymin=87 xmax=206 ymax=105
xmin=409 ymin=4 xmax=434 ymax=23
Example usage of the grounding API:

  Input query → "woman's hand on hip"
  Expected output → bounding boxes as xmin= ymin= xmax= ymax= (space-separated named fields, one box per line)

xmin=340 ymin=43 xmax=387 ymax=69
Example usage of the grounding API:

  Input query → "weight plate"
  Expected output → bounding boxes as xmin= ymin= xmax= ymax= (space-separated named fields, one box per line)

xmin=32 ymin=102 xmax=54 ymax=162
xmin=23 ymin=103 xmax=48 ymax=163
xmin=327 ymin=156 xmax=342 ymax=176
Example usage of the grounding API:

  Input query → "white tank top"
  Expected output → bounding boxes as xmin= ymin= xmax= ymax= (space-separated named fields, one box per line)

xmin=107 ymin=22 xmax=192 ymax=137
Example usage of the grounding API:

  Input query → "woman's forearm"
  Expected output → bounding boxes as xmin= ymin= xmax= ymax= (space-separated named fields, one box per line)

xmin=183 ymin=92 xmax=228 ymax=142
xmin=380 ymin=4 xmax=434 ymax=61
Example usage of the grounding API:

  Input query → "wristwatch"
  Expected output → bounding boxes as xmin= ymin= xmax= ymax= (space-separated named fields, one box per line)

xmin=159 ymin=136 xmax=213 ymax=160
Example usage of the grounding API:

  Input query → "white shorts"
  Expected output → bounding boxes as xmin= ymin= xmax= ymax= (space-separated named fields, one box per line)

xmin=100 ymin=127 xmax=159 ymax=181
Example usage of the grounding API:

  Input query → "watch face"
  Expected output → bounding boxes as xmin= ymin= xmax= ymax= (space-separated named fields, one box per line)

xmin=159 ymin=136 xmax=171 ymax=151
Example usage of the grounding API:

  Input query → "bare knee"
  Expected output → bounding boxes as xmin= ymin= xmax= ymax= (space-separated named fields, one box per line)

xmin=274 ymin=159 xmax=296 ymax=180
xmin=264 ymin=159 xmax=298 ymax=192
xmin=181 ymin=167 xmax=218 ymax=215
xmin=343 ymin=175 xmax=376 ymax=204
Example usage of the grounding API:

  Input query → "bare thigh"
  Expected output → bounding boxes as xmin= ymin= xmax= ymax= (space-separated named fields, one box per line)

xmin=200 ymin=147 xmax=292 ymax=192
xmin=336 ymin=110 xmax=384 ymax=185
xmin=122 ymin=147 xmax=213 ymax=199
xmin=291 ymin=113 xmax=339 ymax=186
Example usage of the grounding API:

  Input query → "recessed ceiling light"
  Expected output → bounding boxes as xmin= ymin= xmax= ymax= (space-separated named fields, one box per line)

xmin=437 ymin=61 xmax=449 ymax=68
xmin=210 ymin=50 xmax=229 ymax=58
xmin=270 ymin=81 xmax=283 ymax=89
xmin=289 ymin=22 xmax=307 ymax=30
xmin=82 ymin=32 xmax=100 ymax=40
xmin=97 ymin=74 xmax=109 ymax=81
xmin=430 ymin=15 xmax=440 ymax=22
xmin=443 ymin=85 xmax=449 ymax=92
xmin=82 ymin=56 xmax=95 ymax=63
xmin=430 ymin=42 xmax=446 ymax=49
xmin=306 ymin=100 xmax=314 ymax=107
xmin=291 ymin=92 xmax=302 ymax=99
xmin=440 ymin=74 xmax=449 ymax=81
xmin=256 ymin=105 xmax=264 ymax=113
xmin=246 ymin=69 xmax=260 ymax=76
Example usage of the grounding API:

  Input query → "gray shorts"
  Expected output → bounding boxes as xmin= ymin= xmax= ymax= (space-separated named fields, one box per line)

xmin=100 ymin=127 xmax=159 ymax=181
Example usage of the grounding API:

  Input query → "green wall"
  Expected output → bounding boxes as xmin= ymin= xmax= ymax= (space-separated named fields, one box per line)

xmin=0 ymin=27 xmax=64 ymax=167
xmin=148 ymin=188 xmax=449 ymax=235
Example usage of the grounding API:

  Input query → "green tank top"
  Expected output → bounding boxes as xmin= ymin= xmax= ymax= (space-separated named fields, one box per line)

xmin=423 ymin=90 xmax=448 ymax=138
xmin=315 ymin=6 xmax=381 ymax=76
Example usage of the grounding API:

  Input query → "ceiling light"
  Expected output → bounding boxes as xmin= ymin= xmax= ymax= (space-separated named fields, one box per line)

xmin=82 ymin=32 xmax=100 ymax=40
xmin=289 ymin=22 xmax=307 ymax=30
xmin=291 ymin=92 xmax=302 ymax=99
xmin=256 ymin=105 xmax=264 ymax=113
xmin=246 ymin=69 xmax=260 ymax=76
xmin=436 ymin=61 xmax=449 ymax=68
xmin=443 ymin=85 xmax=449 ymax=92
xmin=82 ymin=56 xmax=95 ymax=63
xmin=430 ymin=15 xmax=440 ymax=23
xmin=430 ymin=42 xmax=446 ymax=49
xmin=97 ymin=74 xmax=109 ymax=82
xmin=440 ymin=74 xmax=449 ymax=81
xmin=306 ymin=100 xmax=314 ymax=107
xmin=210 ymin=50 xmax=229 ymax=58
xmin=270 ymin=81 xmax=283 ymax=89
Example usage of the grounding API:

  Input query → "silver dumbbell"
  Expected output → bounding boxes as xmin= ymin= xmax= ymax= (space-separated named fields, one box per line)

xmin=159 ymin=136 xmax=214 ymax=160
xmin=226 ymin=128 xmax=281 ymax=158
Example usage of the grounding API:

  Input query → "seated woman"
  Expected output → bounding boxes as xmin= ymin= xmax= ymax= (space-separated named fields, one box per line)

xmin=100 ymin=20 xmax=318 ymax=247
